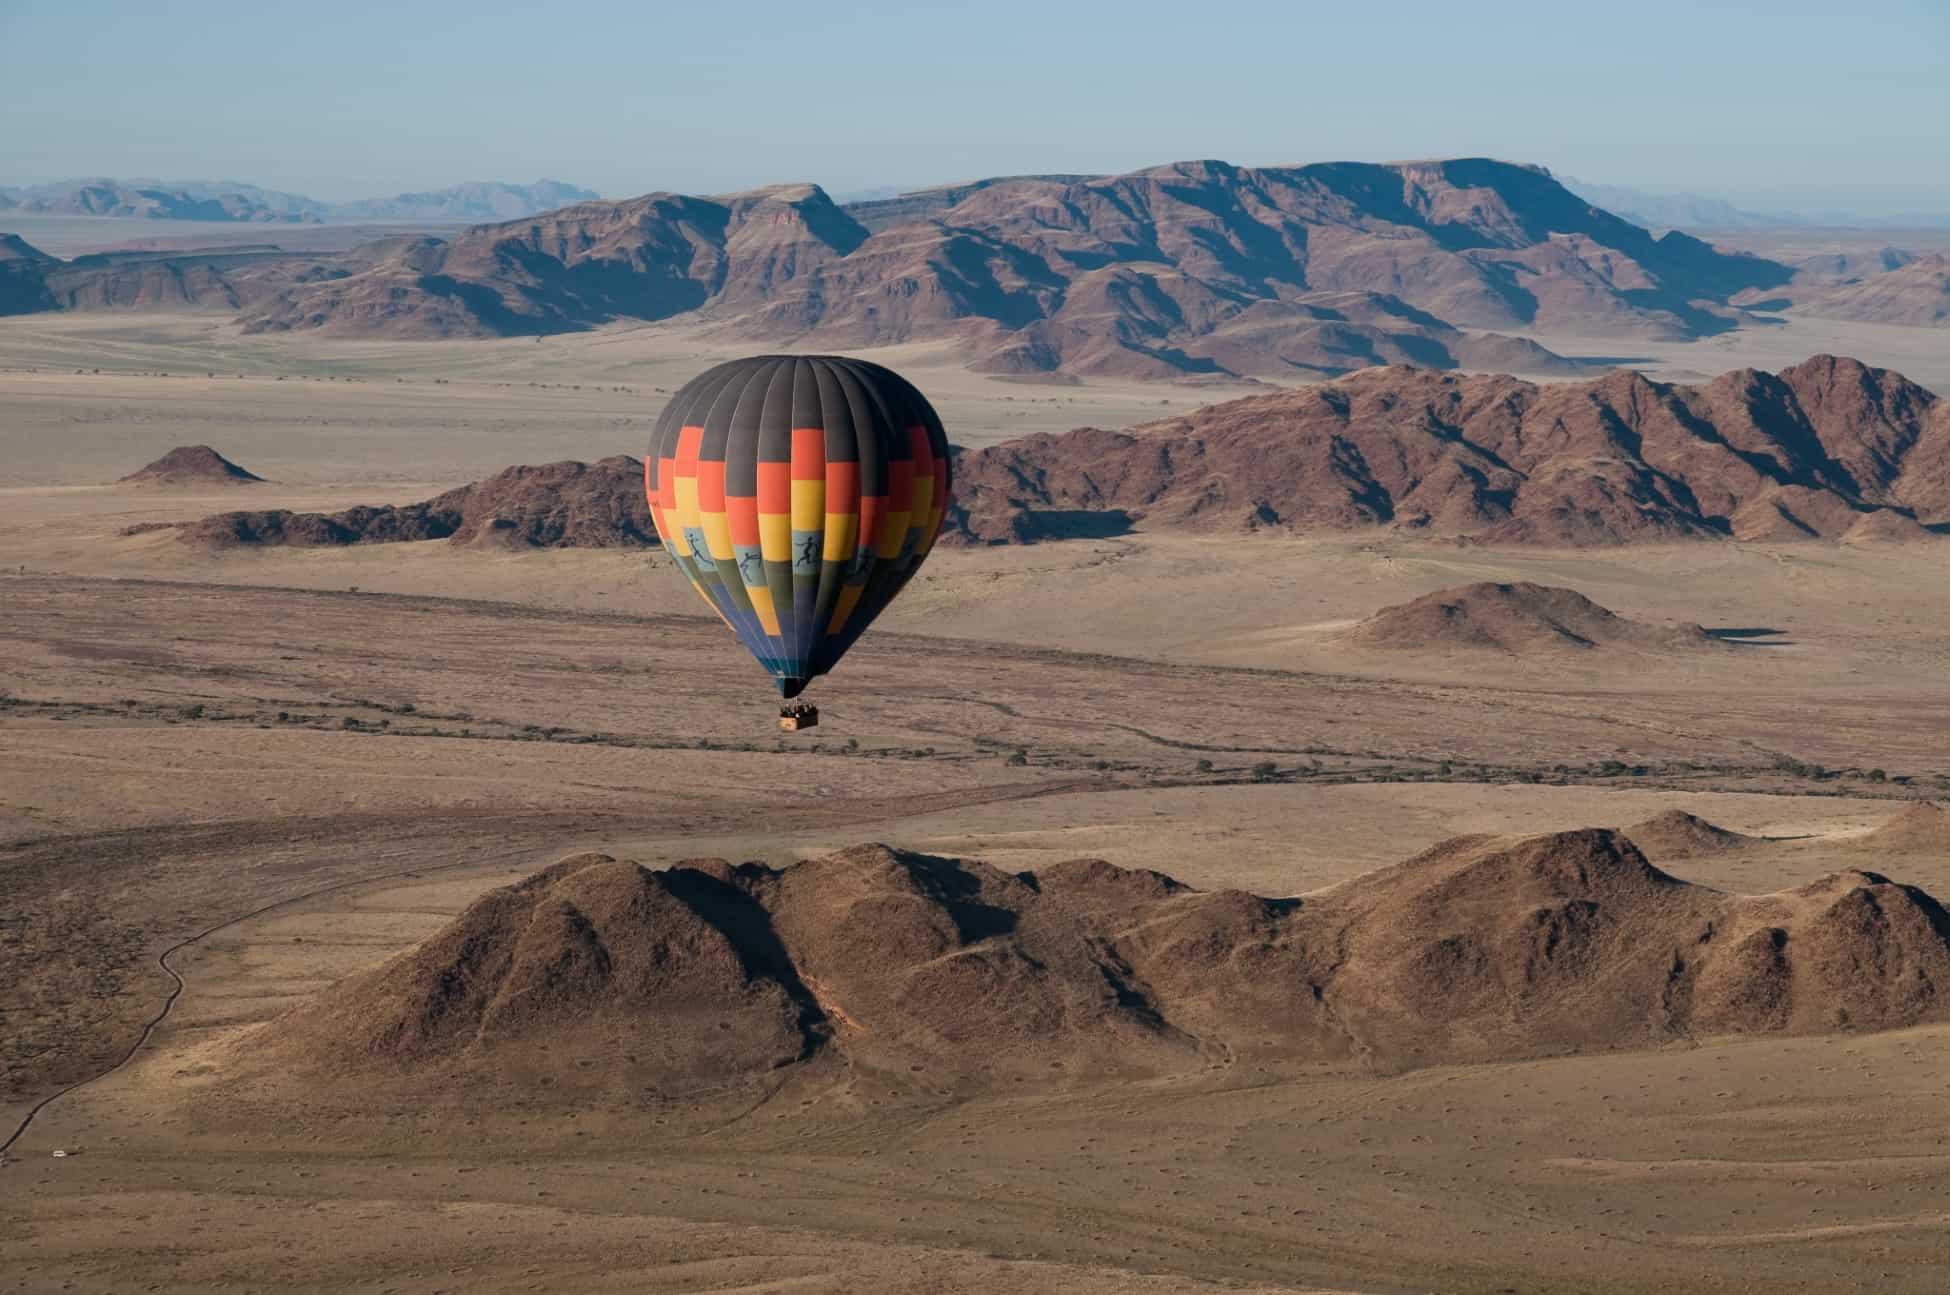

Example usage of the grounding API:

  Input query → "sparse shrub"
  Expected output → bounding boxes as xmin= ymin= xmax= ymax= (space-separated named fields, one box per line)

xmin=1866 ymin=768 xmax=1888 ymax=783
xmin=1092 ymin=759 xmax=1110 ymax=771
xmin=1195 ymin=758 xmax=1214 ymax=773
xmin=341 ymin=717 xmax=359 ymax=730
xmin=183 ymin=704 xmax=204 ymax=720
xmin=1250 ymin=760 xmax=1279 ymax=782
xmin=844 ymin=737 xmax=859 ymax=752
xmin=1007 ymin=750 xmax=1028 ymax=767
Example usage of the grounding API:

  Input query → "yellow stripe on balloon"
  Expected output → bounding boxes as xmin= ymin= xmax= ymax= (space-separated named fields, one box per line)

xmin=759 ymin=512 xmax=790 ymax=562
xmin=909 ymin=472 xmax=932 ymax=531
xmin=823 ymin=513 xmax=858 ymax=561
xmin=791 ymin=480 xmax=824 ymax=531
xmin=875 ymin=503 xmax=911 ymax=559
xmin=701 ymin=510 xmax=733 ymax=562
xmin=747 ymin=583 xmax=782 ymax=636
xmin=672 ymin=476 xmax=702 ymax=548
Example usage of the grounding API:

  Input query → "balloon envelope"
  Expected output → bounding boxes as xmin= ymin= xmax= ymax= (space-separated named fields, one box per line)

xmin=646 ymin=355 xmax=951 ymax=698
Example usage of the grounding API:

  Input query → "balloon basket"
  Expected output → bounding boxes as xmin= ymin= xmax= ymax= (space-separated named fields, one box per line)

xmin=778 ymin=703 xmax=819 ymax=733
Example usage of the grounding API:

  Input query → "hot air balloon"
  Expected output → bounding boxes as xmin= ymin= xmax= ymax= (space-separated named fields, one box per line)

xmin=645 ymin=355 xmax=951 ymax=730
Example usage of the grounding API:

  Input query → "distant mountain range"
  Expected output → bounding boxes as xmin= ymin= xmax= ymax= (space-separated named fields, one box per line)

xmin=5 ymin=157 xmax=1941 ymax=378
xmin=0 ymin=178 xmax=597 ymax=224
xmin=1561 ymin=177 xmax=1950 ymax=230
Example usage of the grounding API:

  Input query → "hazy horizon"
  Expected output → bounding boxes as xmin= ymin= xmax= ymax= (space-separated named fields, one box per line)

xmin=4 ymin=0 xmax=1947 ymax=216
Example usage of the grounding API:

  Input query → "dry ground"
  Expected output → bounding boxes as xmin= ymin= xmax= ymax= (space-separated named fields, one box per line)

xmin=4 ymin=315 xmax=1950 ymax=1293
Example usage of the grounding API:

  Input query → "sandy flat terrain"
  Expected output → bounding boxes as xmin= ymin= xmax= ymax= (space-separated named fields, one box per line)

xmin=0 ymin=314 xmax=1249 ymax=488
xmin=5 ymin=315 xmax=1950 ymax=1292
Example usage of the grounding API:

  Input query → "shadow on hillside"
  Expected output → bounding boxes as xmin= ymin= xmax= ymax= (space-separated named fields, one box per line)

xmin=1029 ymin=509 xmax=1135 ymax=540
xmin=1704 ymin=626 xmax=1794 ymax=647
xmin=1556 ymin=354 xmax=1656 ymax=368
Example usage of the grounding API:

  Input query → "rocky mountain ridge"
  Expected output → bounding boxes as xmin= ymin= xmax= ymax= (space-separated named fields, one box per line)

xmin=259 ymin=828 xmax=1950 ymax=1098
xmin=945 ymin=355 xmax=1950 ymax=545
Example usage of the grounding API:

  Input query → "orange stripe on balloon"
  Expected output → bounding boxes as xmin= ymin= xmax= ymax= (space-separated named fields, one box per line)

xmin=697 ymin=460 xmax=726 ymax=511
xmin=757 ymin=461 xmax=790 ymax=513
xmin=825 ymin=461 xmax=860 ymax=510
xmin=791 ymin=428 xmax=825 ymax=480
xmin=675 ymin=426 xmax=703 ymax=476
xmin=727 ymin=495 xmax=760 ymax=546
xmin=858 ymin=494 xmax=886 ymax=550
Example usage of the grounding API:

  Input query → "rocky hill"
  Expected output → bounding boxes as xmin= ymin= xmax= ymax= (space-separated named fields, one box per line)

xmin=175 ymin=456 xmax=654 ymax=549
xmin=1335 ymin=582 xmax=1715 ymax=654
xmin=1784 ymin=253 xmax=1950 ymax=327
xmin=29 ymin=245 xmax=343 ymax=312
xmin=946 ymin=355 xmax=1950 ymax=546
xmin=118 ymin=444 xmax=266 ymax=487
xmin=1862 ymin=801 xmax=1950 ymax=851
xmin=258 ymin=830 xmax=1950 ymax=1098
xmin=1621 ymin=810 xmax=1760 ymax=860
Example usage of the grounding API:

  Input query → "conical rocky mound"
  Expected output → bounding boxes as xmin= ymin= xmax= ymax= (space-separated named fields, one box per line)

xmin=1862 ymin=801 xmax=1950 ymax=851
xmin=261 ymin=832 xmax=1950 ymax=1100
xmin=118 ymin=444 xmax=266 ymax=487
xmin=280 ymin=853 xmax=813 ymax=1094
xmin=1623 ymin=810 xmax=1758 ymax=860
xmin=1334 ymin=582 xmax=1715 ymax=655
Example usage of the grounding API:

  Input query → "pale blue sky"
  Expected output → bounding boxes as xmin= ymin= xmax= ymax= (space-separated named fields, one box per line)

xmin=3 ymin=0 xmax=1946 ymax=212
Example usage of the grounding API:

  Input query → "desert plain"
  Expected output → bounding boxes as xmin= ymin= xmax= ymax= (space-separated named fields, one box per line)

xmin=4 ymin=303 xmax=1950 ymax=1295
